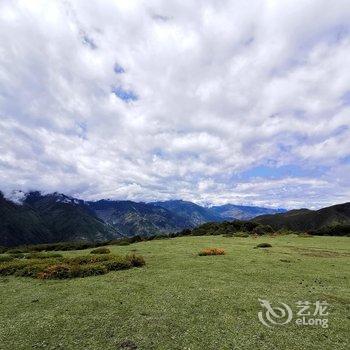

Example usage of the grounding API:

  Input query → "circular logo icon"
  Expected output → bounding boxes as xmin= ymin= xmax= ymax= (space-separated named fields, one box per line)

xmin=258 ymin=298 xmax=293 ymax=327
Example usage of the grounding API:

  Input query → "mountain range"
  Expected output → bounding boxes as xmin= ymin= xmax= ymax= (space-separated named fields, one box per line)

xmin=253 ymin=202 xmax=350 ymax=232
xmin=210 ymin=204 xmax=286 ymax=220
xmin=0 ymin=190 xmax=285 ymax=246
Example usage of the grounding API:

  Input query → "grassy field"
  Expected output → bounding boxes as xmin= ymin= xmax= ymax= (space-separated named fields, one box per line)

xmin=0 ymin=235 xmax=349 ymax=350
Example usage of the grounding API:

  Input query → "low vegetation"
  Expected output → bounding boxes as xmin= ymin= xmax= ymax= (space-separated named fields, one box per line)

xmin=0 ymin=253 xmax=145 ymax=279
xmin=255 ymin=242 xmax=272 ymax=248
xmin=0 ymin=255 xmax=13 ymax=262
xmin=25 ymin=252 xmax=63 ymax=259
xmin=308 ymin=223 xmax=350 ymax=236
xmin=90 ymin=247 xmax=110 ymax=254
xmin=198 ymin=247 xmax=226 ymax=256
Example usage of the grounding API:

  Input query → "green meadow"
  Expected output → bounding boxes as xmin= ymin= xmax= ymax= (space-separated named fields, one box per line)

xmin=0 ymin=235 xmax=349 ymax=350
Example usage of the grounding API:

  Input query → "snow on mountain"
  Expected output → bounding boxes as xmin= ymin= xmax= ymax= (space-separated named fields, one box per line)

xmin=4 ymin=190 xmax=27 ymax=205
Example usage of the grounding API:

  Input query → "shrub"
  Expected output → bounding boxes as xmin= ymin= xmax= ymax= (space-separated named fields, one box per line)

xmin=15 ymin=263 xmax=48 ymax=277
xmin=308 ymin=224 xmax=350 ymax=237
xmin=0 ymin=260 xmax=28 ymax=275
xmin=0 ymin=255 xmax=13 ymax=262
xmin=178 ymin=228 xmax=192 ymax=236
xmin=128 ymin=235 xmax=144 ymax=244
xmin=37 ymin=264 xmax=72 ymax=279
xmin=90 ymin=247 xmax=110 ymax=254
xmin=103 ymin=257 xmax=132 ymax=271
xmin=252 ymin=225 xmax=274 ymax=235
xmin=255 ymin=243 xmax=272 ymax=248
xmin=233 ymin=232 xmax=250 ymax=238
xmin=241 ymin=221 xmax=260 ymax=232
xmin=127 ymin=254 xmax=146 ymax=267
xmin=0 ymin=253 xmax=145 ymax=279
xmin=70 ymin=264 xmax=108 ymax=278
xmin=198 ymin=248 xmax=226 ymax=256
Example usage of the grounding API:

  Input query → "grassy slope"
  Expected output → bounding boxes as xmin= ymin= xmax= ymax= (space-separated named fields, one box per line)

xmin=0 ymin=235 xmax=349 ymax=350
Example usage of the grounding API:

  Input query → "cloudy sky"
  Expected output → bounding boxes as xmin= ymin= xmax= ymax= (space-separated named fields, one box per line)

xmin=0 ymin=0 xmax=350 ymax=208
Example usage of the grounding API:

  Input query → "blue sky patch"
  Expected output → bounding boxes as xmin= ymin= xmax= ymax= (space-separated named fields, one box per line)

xmin=238 ymin=164 xmax=328 ymax=180
xmin=112 ymin=86 xmax=138 ymax=102
xmin=114 ymin=63 xmax=125 ymax=74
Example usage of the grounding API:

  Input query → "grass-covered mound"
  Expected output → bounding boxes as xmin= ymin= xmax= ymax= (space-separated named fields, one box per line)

xmin=0 ymin=253 xmax=145 ymax=279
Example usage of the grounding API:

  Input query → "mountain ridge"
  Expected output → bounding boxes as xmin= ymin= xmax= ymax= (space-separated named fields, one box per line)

xmin=210 ymin=203 xmax=286 ymax=220
xmin=253 ymin=202 xmax=350 ymax=231
xmin=0 ymin=190 xmax=286 ymax=246
xmin=1 ymin=190 xmax=350 ymax=246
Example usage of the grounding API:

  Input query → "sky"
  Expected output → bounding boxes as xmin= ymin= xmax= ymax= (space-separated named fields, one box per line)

xmin=0 ymin=0 xmax=350 ymax=209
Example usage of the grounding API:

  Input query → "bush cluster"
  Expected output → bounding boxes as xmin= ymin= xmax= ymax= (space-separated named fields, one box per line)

xmin=252 ymin=225 xmax=274 ymax=235
xmin=198 ymin=248 xmax=226 ymax=256
xmin=308 ymin=224 xmax=350 ymax=237
xmin=127 ymin=253 xmax=146 ymax=267
xmin=190 ymin=221 xmax=271 ymax=237
xmin=0 ymin=253 xmax=145 ymax=279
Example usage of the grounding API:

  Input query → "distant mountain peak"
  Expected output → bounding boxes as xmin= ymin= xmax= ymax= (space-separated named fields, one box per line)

xmin=4 ymin=190 xmax=28 ymax=205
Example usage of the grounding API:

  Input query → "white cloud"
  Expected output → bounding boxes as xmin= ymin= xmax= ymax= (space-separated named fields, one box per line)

xmin=0 ymin=0 xmax=349 ymax=208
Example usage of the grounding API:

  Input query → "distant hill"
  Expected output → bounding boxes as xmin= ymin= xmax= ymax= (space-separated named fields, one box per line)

xmin=0 ymin=192 xmax=52 ymax=246
xmin=210 ymin=204 xmax=286 ymax=220
xmin=253 ymin=202 xmax=350 ymax=231
xmin=0 ymin=190 xmax=287 ymax=247
xmin=0 ymin=192 xmax=119 ymax=247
